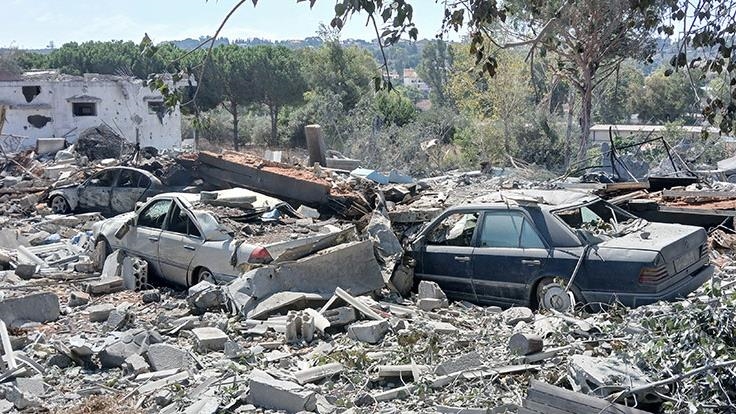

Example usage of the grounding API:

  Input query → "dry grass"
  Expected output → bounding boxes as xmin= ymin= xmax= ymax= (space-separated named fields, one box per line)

xmin=60 ymin=395 xmax=144 ymax=414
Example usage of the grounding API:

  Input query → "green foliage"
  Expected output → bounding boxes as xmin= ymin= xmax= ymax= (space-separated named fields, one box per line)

xmin=373 ymin=88 xmax=417 ymax=127
xmin=633 ymin=68 xmax=702 ymax=123
xmin=593 ymin=61 xmax=645 ymax=124
xmin=417 ymin=39 xmax=454 ymax=107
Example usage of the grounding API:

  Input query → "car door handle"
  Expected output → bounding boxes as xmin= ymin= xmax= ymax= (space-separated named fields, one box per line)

xmin=148 ymin=237 xmax=159 ymax=242
xmin=454 ymin=256 xmax=471 ymax=262
xmin=521 ymin=259 xmax=541 ymax=266
xmin=183 ymin=245 xmax=196 ymax=251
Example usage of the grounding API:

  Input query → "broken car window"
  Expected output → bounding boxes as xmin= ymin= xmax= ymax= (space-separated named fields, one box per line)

xmin=167 ymin=204 xmax=201 ymax=238
xmin=426 ymin=212 xmax=478 ymax=247
xmin=117 ymin=170 xmax=139 ymax=188
xmin=137 ymin=199 xmax=172 ymax=229
xmin=555 ymin=200 xmax=640 ymax=238
xmin=479 ymin=212 xmax=545 ymax=249
xmin=87 ymin=170 xmax=117 ymax=187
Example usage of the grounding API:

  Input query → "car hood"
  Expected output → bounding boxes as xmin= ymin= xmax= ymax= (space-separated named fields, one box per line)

xmin=598 ymin=222 xmax=706 ymax=265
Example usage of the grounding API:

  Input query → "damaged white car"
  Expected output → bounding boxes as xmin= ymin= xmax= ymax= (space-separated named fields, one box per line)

xmin=91 ymin=193 xmax=274 ymax=286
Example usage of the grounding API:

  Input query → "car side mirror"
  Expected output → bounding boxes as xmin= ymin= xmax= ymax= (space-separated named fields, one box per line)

xmin=115 ymin=217 xmax=135 ymax=239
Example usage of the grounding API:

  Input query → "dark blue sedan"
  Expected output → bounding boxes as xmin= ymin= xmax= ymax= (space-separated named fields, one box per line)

xmin=408 ymin=190 xmax=713 ymax=309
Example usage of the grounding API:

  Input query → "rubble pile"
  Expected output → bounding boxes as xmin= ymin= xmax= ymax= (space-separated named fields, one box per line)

xmin=75 ymin=125 xmax=134 ymax=161
xmin=1 ymin=141 xmax=736 ymax=413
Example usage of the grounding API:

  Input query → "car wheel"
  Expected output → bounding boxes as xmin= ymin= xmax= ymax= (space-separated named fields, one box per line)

xmin=50 ymin=195 xmax=71 ymax=214
xmin=94 ymin=238 xmax=112 ymax=272
xmin=192 ymin=267 xmax=214 ymax=286
xmin=535 ymin=277 xmax=582 ymax=312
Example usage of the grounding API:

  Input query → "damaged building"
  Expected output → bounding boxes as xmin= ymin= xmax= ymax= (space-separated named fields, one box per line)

xmin=0 ymin=70 xmax=182 ymax=152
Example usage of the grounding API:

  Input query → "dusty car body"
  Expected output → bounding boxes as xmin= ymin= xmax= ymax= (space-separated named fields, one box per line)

xmin=48 ymin=167 xmax=166 ymax=216
xmin=408 ymin=190 xmax=713 ymax=309
xmin=91 ymin=193 xmax=274 ymax=286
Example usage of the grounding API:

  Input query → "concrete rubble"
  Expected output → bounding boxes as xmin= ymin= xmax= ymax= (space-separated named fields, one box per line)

xmin=0 ymin=144 xmax=735 ymax=413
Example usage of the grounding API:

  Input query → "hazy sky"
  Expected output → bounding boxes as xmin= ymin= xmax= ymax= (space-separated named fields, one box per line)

xmin=2 ymin=0 xmax=450 ymax=49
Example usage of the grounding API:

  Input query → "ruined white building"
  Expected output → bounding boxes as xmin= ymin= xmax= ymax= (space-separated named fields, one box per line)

xmin=0 ymin=70 xmax=182 ymax=151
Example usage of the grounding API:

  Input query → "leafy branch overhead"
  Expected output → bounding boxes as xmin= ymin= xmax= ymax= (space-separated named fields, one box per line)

xmin=148 ymin=0 xmax=736 ymax=138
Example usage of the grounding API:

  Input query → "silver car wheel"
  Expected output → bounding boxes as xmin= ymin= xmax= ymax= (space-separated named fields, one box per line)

xmin=51 ymin=196 xmax=70 ymax=214
xmin=196 ymin=268 xmax=214 ymax=284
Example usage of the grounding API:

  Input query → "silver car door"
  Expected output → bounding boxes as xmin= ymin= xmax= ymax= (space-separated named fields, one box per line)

xmin=126 ymin=198 xmax=171 ymax=276
xmin=110 ymin=170 xmax=149 ymax=214
xmin=158 ymin=201 xmax=203 ymax=286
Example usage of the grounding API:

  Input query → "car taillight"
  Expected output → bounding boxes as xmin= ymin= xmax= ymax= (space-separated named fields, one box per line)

xmin=248 ymin=246 xmax=272 ymax=264
xmin=639 ymin=265 xmax=669 ymax=285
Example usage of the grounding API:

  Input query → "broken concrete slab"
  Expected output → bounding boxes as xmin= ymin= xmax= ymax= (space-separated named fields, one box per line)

xmin=417 ymin=298 xmax=445 ymax=312
xmin=146 ymin=344 xmax=191 ymax=372
xmin=0 ymin=292 xmax=60 ymax=326
xmin=293 ymin=362 xmax=344 ymax=385
xmin=123 ymin=353 xmax=150 ymax=376
xmin=187 ymin=280 xmax=225 ymax=314
xmin=568 ymin=355 xmax=659 ymax=403
xmin=435 ymin=351 xmax=484 ymax=376
xmin=232 ymin=241 xmax=385 ymax=318
xmin=418 ymin=280 xmax=449 ymax=304
xmin=502 ymin=307 xmax=534 ymax=325
xmin=85 ymin=276 xmax=124 ymax=295
xmin=67 ymin=291 xmax=90 ymax=307
xmin=321 ymin=306 xmax=357 ymax=327
xmin=347 ymin=319 xmax=390 ymax=344
xmin=87 ymin=303 xmax=115 ymax=322
xmin=191 ymin=327 xmax=229 ymax=352
xmin=248 ymin=369 xmax=317 ymax=413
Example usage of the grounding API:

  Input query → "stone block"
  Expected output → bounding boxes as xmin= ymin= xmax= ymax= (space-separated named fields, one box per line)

xmin=192 ymin=327 xmax=229 ymax=352
xmin=14 ymin=264 xmax=37 ymax=280
xmin=123 ymin=353 xmax=150 ymax=375
xmin=502 ymin=307 xmax=534 ymax=325
xmin=146 ymin=343 xmax=190 ymax=371
xmin=417 ymin=298 xmax=444 ymax=312
xmin=248 ymin=369 xmax=317 ymax=413
xmin=0 ymin=292 xmax=60 ymax=326
xmin=297 ymin=205 xmax=320 ymax=219
xmin=322 ymin=306 xmax=356 ymax=327
xmin=435 ymin=351 xmax=484 ymax=375
xmin=347 ymin=320 xmax=390 ymax=344
xmin=88 ymin=303 xmax=115 ymax=322
xmin=68 ymin=291 xmax=90 ymax=307
xmin=98 ymin=339 xmax=141 ymax=369
xmin=85 ymin=277 xmax=124 ymax=295
xmin=418 ymin=281 xmax=449 ymax=304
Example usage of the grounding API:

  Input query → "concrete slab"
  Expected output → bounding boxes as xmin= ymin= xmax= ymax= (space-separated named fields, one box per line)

xmin=0 ymin=292 xmax=60 ymax=326
xmin=248 ymin=369 xmax=317 ymax=413
xmin=192 ymin=327 xmax=229 ymax=352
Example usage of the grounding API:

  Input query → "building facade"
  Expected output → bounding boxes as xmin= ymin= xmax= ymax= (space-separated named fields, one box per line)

xmin=0 ymin=70 xmax=182 ymax=151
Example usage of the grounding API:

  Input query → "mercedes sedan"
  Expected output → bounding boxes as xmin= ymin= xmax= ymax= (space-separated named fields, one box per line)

xmin=408 ymin=190 xmax=713 ymax=310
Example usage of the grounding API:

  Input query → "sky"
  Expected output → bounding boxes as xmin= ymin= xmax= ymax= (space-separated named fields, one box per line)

xmin=2 ymin=0 xmax=451 ymax=49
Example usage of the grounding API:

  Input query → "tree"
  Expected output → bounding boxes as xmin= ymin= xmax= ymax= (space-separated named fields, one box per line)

xmin=248 ymin=45 xmax=307 ymax=146
xmin=448 ymin=46 xmax=533 ymax=156
xmin=593 ymin=61 xmax=645 ymax=124
xmin=417 ymin=39 xmax=454 ymax=107
xmin=374 ymin=88 xmax=416 ymax=127
xmin=193 ymin=45 xmax=255 ymax=150
xmin=634 ymin=68 xmax=701 ymax=123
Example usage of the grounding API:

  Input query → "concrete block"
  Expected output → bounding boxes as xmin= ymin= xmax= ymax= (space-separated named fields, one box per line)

xmin=192 ymin=327 xmax=229 ymax=352
xmin=347 ymin=320 xmax=390 ymax=344
xmin=146 ymin=344 xmax=190 ymax=371
xmin=85 ymin=276 xmax=124 ymax=295
xmin=502 ymin=307 xmax=534 ymax=325
xmin=296 ymin=205 xmax=320 ymax=219
xmin=68 ymin=291 xmax=90 ymax=307
xmin=105 ymin=309 xmax=131 ymax=331
xmin=187 ymin=281 xmax=225 ymax=314
xmin=293 ymin=362 xmax=344 ymax=385
xmin=322 ymin=306 xmax=356 ymax=327
xmin=435 ymin=351 xmax=484 ymax=376
xmin=14 ymin=264 xmax=37 ymax=280
xmin=418 ymin=281 xmax=448 ymax=303
xmin=123 ymin=353 xmax=150 ymax=375
xmin=417 ymin=298 xmax=444 ymax=312
xmin=101 ymin=249 xmax=124 ymax=278
xmin=14 ymin=378 xmax=44 ymax=396
xmin=87 ymin=303 xmax=115 ymax=322
xmin=0 ymin=292 xmax=60 ymax=326
xmin=248 ymin=369 xmax=317 ymax=413
xmin=98 ymin=339 xmax=141 ymax=368
xmin=122 ymin=256 xmax=148 ymax=291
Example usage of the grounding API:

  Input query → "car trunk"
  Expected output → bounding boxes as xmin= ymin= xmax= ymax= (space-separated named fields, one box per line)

xmin=597 ymin=222 xmax=708 ymax=290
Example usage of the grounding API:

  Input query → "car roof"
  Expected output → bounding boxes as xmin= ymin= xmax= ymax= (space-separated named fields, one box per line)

xmin=101 ymin=166 xmax=162 ymax=185
xmin=454 ymin=189 xmax=599 ymax=211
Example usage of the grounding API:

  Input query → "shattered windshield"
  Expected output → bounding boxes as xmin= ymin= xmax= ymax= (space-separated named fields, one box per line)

xmin=554 ymin=200 xmax=647 ymax=240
